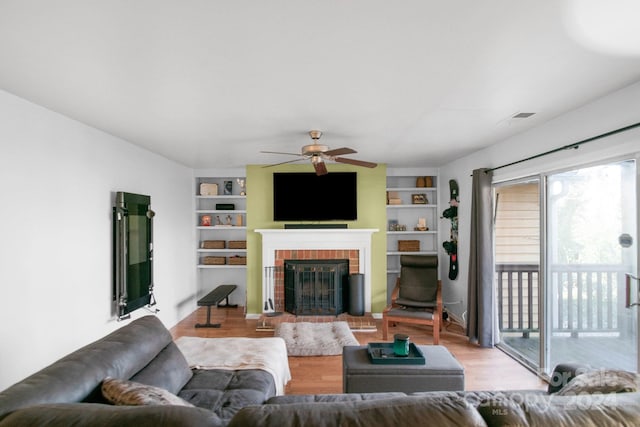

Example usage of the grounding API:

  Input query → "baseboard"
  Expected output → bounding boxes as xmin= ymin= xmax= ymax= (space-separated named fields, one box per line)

xmin=245 ymin=313 xmax=261 ymax=320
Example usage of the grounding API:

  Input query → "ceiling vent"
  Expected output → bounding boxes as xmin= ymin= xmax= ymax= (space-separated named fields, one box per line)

xmin=512 ymin=112 xmax=536 ymax=119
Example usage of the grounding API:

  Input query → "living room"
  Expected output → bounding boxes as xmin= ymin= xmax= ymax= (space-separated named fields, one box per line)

xmin=1 ymin=2 xmax=640 ymax=419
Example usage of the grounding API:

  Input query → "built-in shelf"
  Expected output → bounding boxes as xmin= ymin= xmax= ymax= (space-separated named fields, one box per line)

xmin=197 ymin=249 xmax=247 ymax=253
xmin=197 ymin=265 xmax=247 ymax=269
xmin=387 ymin=251 xmax=438 ymax=256
xmin=195 ymin=173 xmax=248 ymax=306
xmin=196 ymin=210 xmax=247 ymax=214
xmin=387 ymin=204 xmax=437 ymax=209
xmin=196 ymin=195 xmax=247 ymax=199
xmin=387 ymin=230 xmax=437 ymax=235
xmin=386 ymin=172 xmax=439 ymax=302
xmin=197 ymin=226 xmax=247 ymax=230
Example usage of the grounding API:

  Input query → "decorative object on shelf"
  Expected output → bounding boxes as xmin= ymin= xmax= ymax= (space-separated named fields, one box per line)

xmin=200 ymin=183 xmax=218 ymax=196
xmin=200 ymin=215 xmax=212 ymax=226
xmin=412 ymin=193 xmax=428 ymax=204
xmin=387 ymin=191 xmax=402 ymax=205
xmin=414 ymin=218 xmax=428 ymax=231
xmin=415 ymin=176 xmax=433 ymax=188
xmin=398 ymin=240 xmax=420 ymax=252
xmin=236 ymin=214 xmax=243 ymax=227
xmin=225 ymin=215 xmax=233 ymax=226
xmin=215 ymin=215 xmax=223 ymax=226
xmin=228 ymin=256 xmax=247 ymax=265
xmin=228 ymin=240 xmax=247 ymax=249
xmin=203 ymin=256 xmax=225 ymax=265
xmin=216 ymin=203 xmax=235 ymax=210
xmin=442 ymin=179 xmax=459 ymax=280
xmin=236 ymin=178 xmax=246 ymax=196
xmin=202 ymin=240 xmax=225 ymax=249
xmin=393 ymin=334 xmax=410 ymax=356
xmin=224 ymin=180 xmax=233 ymax=195
xmin=389 ymin=221 xmax=407 ymax=231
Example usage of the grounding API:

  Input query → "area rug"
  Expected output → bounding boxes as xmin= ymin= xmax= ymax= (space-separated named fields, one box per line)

xmin=274 ymin=321 xmax=359 ymax=356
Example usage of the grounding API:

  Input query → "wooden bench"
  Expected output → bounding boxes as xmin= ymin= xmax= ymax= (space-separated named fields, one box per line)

xmin=195 ymin=284 xmax=238 ymax=328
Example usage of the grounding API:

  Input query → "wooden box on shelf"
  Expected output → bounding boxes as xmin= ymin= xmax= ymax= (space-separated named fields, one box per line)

xmin=228 ymin=256 xmax=247 ymax=265
xmin=203 ymin=256 xmax=226 ymax=265
xmin=398 ymin=240 xmax=420 ymax=252
xmin=228 ymin=240 xmax=247 ymax=249
xmin=202 ymin=240 xmax=225 ymax=249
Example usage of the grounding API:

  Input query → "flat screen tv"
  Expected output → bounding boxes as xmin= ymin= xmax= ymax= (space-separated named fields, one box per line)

xmin=273 ymin=172 xmax=357 ymax=221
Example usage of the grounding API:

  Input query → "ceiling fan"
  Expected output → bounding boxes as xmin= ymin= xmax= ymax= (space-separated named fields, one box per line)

xmin=261 ymin=130 xmax=377 ymax=176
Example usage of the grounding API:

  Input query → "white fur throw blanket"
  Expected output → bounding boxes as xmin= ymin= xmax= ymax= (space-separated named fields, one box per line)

xmin=175 ymin=337 xmax=291 ymax=396
xmin=274 ymin=321 xmax=360 ymax=356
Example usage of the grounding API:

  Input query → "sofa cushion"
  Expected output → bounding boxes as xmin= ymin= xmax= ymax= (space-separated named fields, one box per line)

xmin=0 ymin=403 xmax=223 ymax=427
xmin=130 ymin=342 xmax=193 ymax=394
xmin=228 ymin=394 xmax=486 ymax=427
xmin=267 ymin=392 xmax=407 ymax=404
xmin=101 ymin=378 xmax=194 ymax=407
xmin=476 ymin=394 xmax=528 ymax=427
xmin=555 ymin=369 xmax=640 ymax=396
xmin=179 ymin=369 xmax=277 ymax=422
xmin=523 ymin=391 xmax=640 ymax=426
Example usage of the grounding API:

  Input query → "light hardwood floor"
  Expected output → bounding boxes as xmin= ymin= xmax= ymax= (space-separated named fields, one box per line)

xmin=170 ymin=306 xmax=547 ymax=394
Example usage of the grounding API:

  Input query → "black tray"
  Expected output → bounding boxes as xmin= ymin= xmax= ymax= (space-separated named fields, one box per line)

xmin=367 ymin=342 xmax=425 ymax=365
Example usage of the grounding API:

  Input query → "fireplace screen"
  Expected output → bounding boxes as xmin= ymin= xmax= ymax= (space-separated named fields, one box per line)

xmin=284 ymin=259 xmax=349 ymax=315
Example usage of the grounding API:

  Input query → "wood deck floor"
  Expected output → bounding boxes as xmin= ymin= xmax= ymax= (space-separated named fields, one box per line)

xmin=171 ymin=306 xmax=547 ymax=394
xmin=502 ymin=332 xmax=636 ymax=372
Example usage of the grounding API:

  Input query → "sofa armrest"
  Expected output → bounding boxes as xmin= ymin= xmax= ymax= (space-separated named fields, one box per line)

xmin=0 ymin=403 xmax=223 ymax=427
xmin=547 ymin=362 xmax=592 ymax=394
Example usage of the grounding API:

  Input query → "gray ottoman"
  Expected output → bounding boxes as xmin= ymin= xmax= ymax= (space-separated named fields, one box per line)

xmin=342 ymin=345 xmax=464 ymax=393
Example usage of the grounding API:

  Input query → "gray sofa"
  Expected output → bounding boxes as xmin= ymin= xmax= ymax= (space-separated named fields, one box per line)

xmin=0 ymin=315 xmax=276 ymax=426
xmin=2 ymin=315 xmax=640 ymax=427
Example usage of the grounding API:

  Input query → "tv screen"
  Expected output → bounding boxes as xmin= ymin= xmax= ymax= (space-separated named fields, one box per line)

xmin=273 ymin=172 xmax=357 ymax=221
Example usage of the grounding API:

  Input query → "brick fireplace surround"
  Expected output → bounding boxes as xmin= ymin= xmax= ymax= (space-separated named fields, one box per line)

xmin=256 ymin=229 xmax=378 ymax=314
xmin=272 ymin=249 xmax=359 ymax=312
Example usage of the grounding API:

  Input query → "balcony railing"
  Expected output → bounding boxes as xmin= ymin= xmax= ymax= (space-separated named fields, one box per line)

xmin=497 ymin=263 xmax=631 ymax=337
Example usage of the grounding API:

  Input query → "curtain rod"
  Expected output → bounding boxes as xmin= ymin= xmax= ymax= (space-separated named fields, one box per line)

xmin=485 ymin=121 xmax=640 ymax=174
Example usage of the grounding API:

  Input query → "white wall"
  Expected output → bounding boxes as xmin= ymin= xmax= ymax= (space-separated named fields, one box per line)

xmin=439 ymin=80 xmax=640 ymax=322
xmin=0 ymin=90 xmax=196 ymax=390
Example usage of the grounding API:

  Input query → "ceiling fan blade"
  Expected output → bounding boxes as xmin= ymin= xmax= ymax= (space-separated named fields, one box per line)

xmin=260 ymin=150 xmax=302 ymax=156
xmin=324 ymin=147 xmax=357 ymax=156
xmin=334 ymin=157 xmax=377 ymax=168
xmin=314 ymin=161 xmax=328 ymax=176
xmin=262 ymin=158 xmax=306 ymax=168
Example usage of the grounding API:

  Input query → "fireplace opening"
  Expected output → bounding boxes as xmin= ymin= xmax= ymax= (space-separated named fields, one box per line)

xmin=284 ymin=259 xmax=349 ymax=315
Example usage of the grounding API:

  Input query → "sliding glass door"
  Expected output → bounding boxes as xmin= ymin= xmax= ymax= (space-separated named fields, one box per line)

xmin=546 ymin=159 xmax=637 ymax=372
xmin=495 ymin=179 xmax=542 ymax=369
xmin=495 ymin=158 xmax=638 ymax=374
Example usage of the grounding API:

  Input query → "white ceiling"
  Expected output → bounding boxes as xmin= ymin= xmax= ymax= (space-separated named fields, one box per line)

xmin=1 ymin=0 xmax=640 ymax=169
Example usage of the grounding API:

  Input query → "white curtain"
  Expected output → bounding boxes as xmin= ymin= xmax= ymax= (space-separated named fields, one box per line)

xmin=466 ymin=168 xmax=498 ymax=347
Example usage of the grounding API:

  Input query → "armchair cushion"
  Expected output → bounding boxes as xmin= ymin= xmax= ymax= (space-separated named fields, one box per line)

xmin=397 ymin=255 xmax=438 ymax=303
xmin=386 ymin=307 xmax=435 ymax=320
xmin=395 ymin=298 xmax=437 ymax=308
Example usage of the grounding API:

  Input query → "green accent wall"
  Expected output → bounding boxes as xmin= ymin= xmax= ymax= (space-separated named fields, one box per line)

xmin=246 ymin=163 xmax=388 ymax=314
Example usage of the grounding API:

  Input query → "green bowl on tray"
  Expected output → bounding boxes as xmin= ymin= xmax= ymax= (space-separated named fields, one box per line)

xmin=367 ymin=342 xmax=426 ymax=365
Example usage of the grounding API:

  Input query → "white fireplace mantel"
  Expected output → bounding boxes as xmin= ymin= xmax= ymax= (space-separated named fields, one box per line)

xmin=256 ymin=228 xmax=378 ymax=313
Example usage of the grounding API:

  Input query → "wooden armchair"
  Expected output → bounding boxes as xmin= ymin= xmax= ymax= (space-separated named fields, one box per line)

xmin=382 ymin=255 xmax=442 ymax=344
